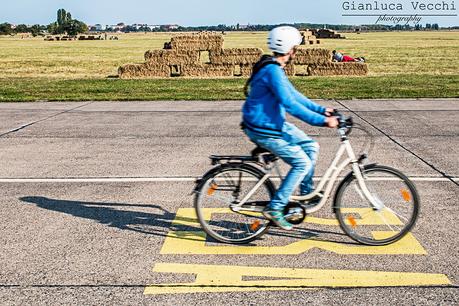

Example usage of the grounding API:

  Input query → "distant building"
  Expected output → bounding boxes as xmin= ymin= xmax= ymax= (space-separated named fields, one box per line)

xmin=107 ymin=23 xmax=126 ymax=32
xmin=91 ymin=24 xmax=104 ymax=31
xmin=163 ymin=24 xmax=179 ymax=30
xmin=148 ymin=25 xmax=161 ymax=30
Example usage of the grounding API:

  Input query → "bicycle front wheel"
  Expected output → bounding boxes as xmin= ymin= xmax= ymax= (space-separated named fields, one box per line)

xmin=335 ymin=165 xmax=420 ymax=246
xmin=194 ymin=163 xmax=275 ymax=244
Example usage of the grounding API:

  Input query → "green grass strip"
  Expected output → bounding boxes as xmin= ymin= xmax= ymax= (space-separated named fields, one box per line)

xmin=0 ymin=75 xmax=458 ymax=102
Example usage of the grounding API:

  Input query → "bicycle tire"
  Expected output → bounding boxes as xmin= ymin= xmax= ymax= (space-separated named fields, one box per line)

xmin=334 ymin=164 xmax=420 ymax=246
xmin=194 ymin=163 xmax=275 ymax=244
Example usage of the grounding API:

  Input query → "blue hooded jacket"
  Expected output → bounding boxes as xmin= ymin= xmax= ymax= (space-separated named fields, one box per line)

xmin=242 ymin=64 xmax=327 ymax=138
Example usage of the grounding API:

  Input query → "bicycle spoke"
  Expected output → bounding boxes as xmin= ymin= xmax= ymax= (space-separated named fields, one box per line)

xmin=195 ymin=165 xmax=274 ymax=244
xmin=376 ymin=211 xmax=396 ymax=232
xmin=336 ymin=166 xmax=419 ymax=245
xmin=385 ymin=206 xmax=410 ymax=223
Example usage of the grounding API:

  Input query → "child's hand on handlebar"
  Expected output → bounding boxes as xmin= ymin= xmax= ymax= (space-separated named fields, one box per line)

xmin=326 ymin=116 xmax=339 ymax=128
xmin=325 ymin=108 xmax=336 ymax=117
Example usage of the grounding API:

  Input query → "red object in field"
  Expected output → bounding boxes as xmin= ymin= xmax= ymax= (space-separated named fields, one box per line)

xmin=342 ymin=55 xmax=356 ymax=62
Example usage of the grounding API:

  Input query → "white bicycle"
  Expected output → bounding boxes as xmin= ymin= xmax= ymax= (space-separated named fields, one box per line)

xmin=194 ymin=111 xmax=420 ymax=245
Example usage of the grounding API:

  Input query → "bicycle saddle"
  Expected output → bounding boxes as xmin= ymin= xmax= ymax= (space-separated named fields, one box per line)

xmin=251 ymin=146 xmax=277 ymax=163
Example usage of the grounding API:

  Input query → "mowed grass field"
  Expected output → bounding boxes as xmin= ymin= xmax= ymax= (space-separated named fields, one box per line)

xmin=0 ymin=31 xmax=458 ymax=101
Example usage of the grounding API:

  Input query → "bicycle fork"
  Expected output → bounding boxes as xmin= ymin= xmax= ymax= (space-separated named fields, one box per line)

xmin=343 ymin=138 xmax=384 ymax=211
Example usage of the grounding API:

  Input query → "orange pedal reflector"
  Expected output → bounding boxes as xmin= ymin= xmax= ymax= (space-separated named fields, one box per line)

xmin=250 ymin=220 xmax=261 ymax=231
xmin=207 ymin=183 xmax=218 ymax=196
xmin=347 ymin=216 xmax=357 ymax=228
xmin=401 ymin=189 xmax=411 ymax=202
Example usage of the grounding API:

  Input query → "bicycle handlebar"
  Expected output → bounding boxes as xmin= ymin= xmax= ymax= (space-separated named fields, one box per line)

xmin=329 ymin=109 xmax=353 ymax=135
xmin=328 ymin=107 xmax=376 ymax=158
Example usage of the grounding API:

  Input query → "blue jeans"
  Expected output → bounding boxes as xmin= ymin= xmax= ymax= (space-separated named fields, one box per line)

xmin=244 ymin=122 xmax=319 ymax=211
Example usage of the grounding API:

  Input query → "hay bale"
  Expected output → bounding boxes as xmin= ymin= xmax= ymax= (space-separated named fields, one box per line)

xmin=240 ymin=65 xmax=253 ymax=77
xmin=308 ymin=62 xmax=368 ymax=76
xmin=118 ymin=63 xmax=170 ymax=79
xmin=294 ymin=48 xmax=332 ymax=65
xmin=314 ymin=29 xmax=346 ymax=39
xmin=171 ymin=34 xmax=224 ymax=52
xmin=284 ymin=63 xmax=295 ymax=76
xmin=181 ymin=64 xmax=233 ymax=77
xmin=210 ymin=48 xmax=263 ymax=65
xmin=301 ymin=30 xmax=319 ymax=45
xmin=144 ymin=49 xmax=200 ymax=65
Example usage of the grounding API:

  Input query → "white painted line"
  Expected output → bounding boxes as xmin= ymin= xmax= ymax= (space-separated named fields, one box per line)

xmin=0 ymin=177 xmax=456 ymax=183
xmin=0 ymin=177 xmax=197 ymax=183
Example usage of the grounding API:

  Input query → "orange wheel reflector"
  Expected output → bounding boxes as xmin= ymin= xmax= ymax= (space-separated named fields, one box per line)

xmin=207 ymin=183 xmax=218 ymax=196
xmin=347 ymin=216 xmax=357 ymax=228
xmin=401 ymin=189 xmax=411 ymax=202
xmin=250 ymin=220 xmax=261 ymax=231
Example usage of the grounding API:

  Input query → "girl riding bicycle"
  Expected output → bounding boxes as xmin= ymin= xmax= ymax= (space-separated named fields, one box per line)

xmin=242 ymin=26 xmax=339 ymax=230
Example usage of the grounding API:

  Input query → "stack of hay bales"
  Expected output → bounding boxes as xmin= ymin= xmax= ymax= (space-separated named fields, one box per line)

xmin=284 ymin=48 xmax=367 ymax=76
xmin=209 ymin=48 xmax=263 ymax=77
xmin=308 ymin=62 xmax=368 ymax=76
xmin=312 ymin=29 xmax=346 ymax=39
xmin=170 ymin=34 xmax=224 ymax=52
xmin=294 ymin=48 xmax=332 ymax=65
xmin=117 ymin=62 xmax=170 ymax=78
xmin=118 ymin=33 xmax=368 ymax=78
xmin=119 ymin=33 xmax=263 ymax=78
xmin=78 ymin=35 xmax=103 ymax=40
xmin=44 ymin=35 xmax=77 ymax=41
xmin=300 ymin=30 xmax=320 ymax=45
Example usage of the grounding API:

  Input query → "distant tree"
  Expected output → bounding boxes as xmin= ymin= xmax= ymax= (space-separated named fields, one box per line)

xmin=432 ymin=23 xmax=439 ymax=30
xmin=425 ymin=23 xmax=432 ymax=29
xmin=54 ymin=8 xmax=87 ymax=35
xmin=65 ymin=20 xmax=88 ymax=36
xmin=15 ymin=24 xmax=29 ymax=33
xmin=57 ymin=9 xmax=71 ymax=28
xmin=139 ymin=26 xmax=151 ymax=32
xmin=123 ymin=25 xmax=137 ymax=32
xmin=47 ymin=22 xmax=59 ymax=34
xmin=0 ymin=23 xmax=13 ymax=35
xmin=30 ymin=24 xmax=42 ymax=36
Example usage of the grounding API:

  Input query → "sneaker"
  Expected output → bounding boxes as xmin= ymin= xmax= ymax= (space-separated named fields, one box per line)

xmin=263 ymin=208 xmax=293 ymax=231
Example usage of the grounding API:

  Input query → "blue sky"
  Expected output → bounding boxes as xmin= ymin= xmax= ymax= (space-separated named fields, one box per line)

xmin=1 ymin=0 xmax=457 ymax=26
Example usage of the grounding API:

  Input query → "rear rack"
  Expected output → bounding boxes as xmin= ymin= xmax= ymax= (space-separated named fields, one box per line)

xmin=210 ymin=155 xmax=257 ymax=165
xmin=210 ymin=153 xmax=279 ymax=166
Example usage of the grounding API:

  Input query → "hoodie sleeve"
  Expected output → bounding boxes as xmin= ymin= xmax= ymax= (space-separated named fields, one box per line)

xmin=290 ymin=86 xmax=327 ymax=115
xmin=266 ymin=65 xmax=327 ymax=127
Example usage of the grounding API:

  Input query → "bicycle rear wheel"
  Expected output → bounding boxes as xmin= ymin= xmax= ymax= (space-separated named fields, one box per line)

xmin=335 ymin=165 xmax=420 ymax=246
xmin=194 ymin=163 xmax=275 ymax=244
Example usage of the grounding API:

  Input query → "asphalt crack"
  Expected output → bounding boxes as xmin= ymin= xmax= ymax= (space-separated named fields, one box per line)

xmin=0 ymin=101 xmax=94 ymax=138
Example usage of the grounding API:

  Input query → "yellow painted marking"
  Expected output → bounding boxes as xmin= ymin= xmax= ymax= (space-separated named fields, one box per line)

xmin=144 ymin=263 xmax=451 ymax=295
xmin=173 ymin=208 xmax=403 ymax=228
xmin=165 ymin=208 xmax=425 ymax=255
xmin=340 ymin=208 xmax=403 ymax=226
xmin=161 ymin=231 xmax=426 ymax=255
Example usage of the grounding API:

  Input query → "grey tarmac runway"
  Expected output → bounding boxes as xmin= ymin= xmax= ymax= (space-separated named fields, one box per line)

xmin=0 ymin=99 xmax=458 ymax=305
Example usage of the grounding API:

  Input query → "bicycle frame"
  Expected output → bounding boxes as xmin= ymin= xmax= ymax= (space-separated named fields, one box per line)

xmin=234 ymin=129 xmax=384 ymax=214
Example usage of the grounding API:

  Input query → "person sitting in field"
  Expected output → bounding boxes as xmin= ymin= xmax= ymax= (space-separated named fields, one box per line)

xmin=332 ymin=50 xmax=365 ymax=63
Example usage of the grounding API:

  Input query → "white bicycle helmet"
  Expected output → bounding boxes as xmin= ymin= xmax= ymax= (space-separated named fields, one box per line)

xmin=268 ymin=26 xmax=302 ymax=55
